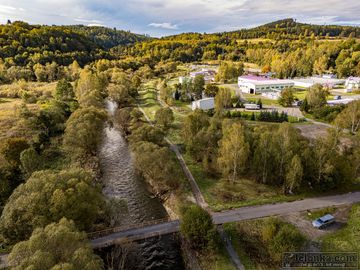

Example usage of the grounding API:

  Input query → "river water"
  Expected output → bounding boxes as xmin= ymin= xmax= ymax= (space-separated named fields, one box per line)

xmin=97 ymin=100 xmax=184 ymax=270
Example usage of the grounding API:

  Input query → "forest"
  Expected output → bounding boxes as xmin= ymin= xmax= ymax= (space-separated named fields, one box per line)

xmin=0 ymin=18 xmax=359 ymax=269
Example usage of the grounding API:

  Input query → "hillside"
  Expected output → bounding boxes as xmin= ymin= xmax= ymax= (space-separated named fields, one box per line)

xmin=0 ymin=21 xmax=149 ymax=66
xmin=227 ymin=18 xmax=360 ymax=39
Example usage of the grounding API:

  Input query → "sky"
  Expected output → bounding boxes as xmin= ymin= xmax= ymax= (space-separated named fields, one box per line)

xmin=0 ymin=0 xmax=359 ymax=37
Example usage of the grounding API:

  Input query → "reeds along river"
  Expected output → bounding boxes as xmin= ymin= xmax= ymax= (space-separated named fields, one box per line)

xmin=96 ymin=100 xmax=184 ymax=269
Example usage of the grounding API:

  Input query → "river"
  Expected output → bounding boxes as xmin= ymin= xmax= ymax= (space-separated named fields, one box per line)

xmin=97 ymin=100 xmax=184 ymax=270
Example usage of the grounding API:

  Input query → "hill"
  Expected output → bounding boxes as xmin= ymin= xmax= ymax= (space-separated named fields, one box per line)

xmin=0 ymin=21 xmax=149 ymax=66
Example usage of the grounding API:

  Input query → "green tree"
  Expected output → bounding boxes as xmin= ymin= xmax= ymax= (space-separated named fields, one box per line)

xmin=20 ymin=148 xmax=42 ymax=178
xmin=192 ymin=75 xmax=205 ymax=99
xmin=0 ymin=138 xmax=29 ymax=167
xmin=204 ymin=84 xmax=219 ymax=97
xmin=216 ymin=62 xmax=244 ymax=83
xmin=8 ymin=218 xmax=104 ymax=270
xmin=182 ymin=110 xmax=210 ymax=147
xmin=0 ymin=168 xmax=105 ymax=243
xmin=285 ymin=155 xmax=303 ymax=194
xmin=133 ymin=141 xmax=180 ymax=194
xmin=218 ymin=123 xmax=249 ymax=182
xmin=55 ymin=79 xmax=75 ymax=102
xmin=155 ymin=107 xmax=174 ymax=129
xmin=63 ymin=107 xmax=107 ymax=158
xmin=215 ymin=87 xmax=232 ymax=115
xmin=279 ymin=88 xmax=295 ymax=107
xmin=129 ymin=124 xmax=165 ymax=146
xmin=335 ymin=100 xmax=360 ymax=134
xmin=306 ymin=84 xmax=329 ymax=110
xmin=180 ymin=205 xmax=218 ymax=250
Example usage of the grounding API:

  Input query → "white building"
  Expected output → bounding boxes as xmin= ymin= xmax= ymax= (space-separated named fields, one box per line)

xmin=345 ymin=77 xmax=360 ymax=92
xmin=192 ymin=98 xmax=215 ymax=111
xmin=244 ymin=103 xmax=260 ymax=110
xmin=238 ymin=75 xmax=294 ymax=94
xmin=292 ymin=76 xmax=345 ymax=89
xmin=190 ymin=69 xmax=216 ymax=84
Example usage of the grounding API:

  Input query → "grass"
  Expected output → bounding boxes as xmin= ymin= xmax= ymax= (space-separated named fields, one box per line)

xmin=321 ymin=204 xmax=360 ymax=253
xmin=197 ymin=243 xmax=236 ymax=270
xmin=0 ymin=98 xmax=39 ymax=139
xmin=223 ymin=218 xmax=306 ymax=269
xmin=304 ymin=207 xmax=337 ymax=220
xmin=183 ymin=153 xmax=305 ymax=211
xmin=138 ymin=82 xmax=161 ymax=121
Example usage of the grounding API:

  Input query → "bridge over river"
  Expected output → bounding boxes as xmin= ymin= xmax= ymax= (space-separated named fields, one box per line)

xmin=90 ymin=191 xmax=360 ymax=248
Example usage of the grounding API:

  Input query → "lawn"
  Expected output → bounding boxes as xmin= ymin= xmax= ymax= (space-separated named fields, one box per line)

xmin=321 ymin=204 xmax=360 ymax=254
xmin=138 ymin=82 xmax=161 ymax=121
xmin=183 ymin=153 xmax=304 ymax=211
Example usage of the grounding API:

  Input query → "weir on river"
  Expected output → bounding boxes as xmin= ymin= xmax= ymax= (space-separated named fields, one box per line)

xmin=97 ymin=100 xmax=184 ymax=269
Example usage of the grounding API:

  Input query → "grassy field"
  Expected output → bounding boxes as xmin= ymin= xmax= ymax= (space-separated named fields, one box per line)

xmin=198 ymin=246 xmax=236 ymax=270
xmin=183 ymin=153 xmax=305 ymax=211
xmin=0 ymin=98 xmax=39 ymax=139
xmin=321 ymin=203 xmax=360 ymax=253
xmin=138 ymin=81 xmax=162 ymax=121
xmin=223 ymin=218 xmax=306 ymax=269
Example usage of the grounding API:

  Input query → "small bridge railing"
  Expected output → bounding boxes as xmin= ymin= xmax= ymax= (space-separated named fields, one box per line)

xmin=88 ymin=217 xmax=171 ymax=239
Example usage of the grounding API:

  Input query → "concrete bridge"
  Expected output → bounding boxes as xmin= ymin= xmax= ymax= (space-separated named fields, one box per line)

xmin=90 ymin=191 xmax=360 ymax=248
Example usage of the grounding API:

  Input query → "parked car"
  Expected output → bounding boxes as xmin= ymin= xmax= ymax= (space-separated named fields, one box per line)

xmin=334 ymin=95 xmax=342 ymax=100
xmin=312 ymin=214 xmax=335 ymax=229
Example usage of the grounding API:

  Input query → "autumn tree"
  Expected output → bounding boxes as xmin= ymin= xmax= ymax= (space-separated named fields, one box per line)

xmin=0 ymin=169 xmax=105 ymax=243
xmin=216 ymin=61 xmax=244 ymax=83
xmin=155 ymin=107 xmax=174 ymax=129
xmin=8 ymin=218 xmax=104 ymax=270
xmin=55 ymin=79 xmax=75 ymax=102
xmin=19 ymin=148 xmax=42 ymax=178
xmin=305 ymin=84 xmax=329 ymax=110
xmin=204 ymin=84 xmax=219 ymax=97
xmin=335 ymin=100 xmax=360 ymax=134
xmin=218 ymin=122 xmax=249 ymax=182
xmin=285 ymin=155 xmax=303 ymax=194
xmin=63 ymin=107 xmax=107 ymax=158
xmin=0 ymin=138 xmax=29 ymax=167
xmin=279 ymin=87 xmax=295 ymax=107
xmin=215 ymin=87 xmax=232 ymax=115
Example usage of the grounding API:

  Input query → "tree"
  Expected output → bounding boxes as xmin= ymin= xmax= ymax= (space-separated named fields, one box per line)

xmin=108 ymin=84 xmax=133 ymax=107
xmin=285 ymin=155 xmax=303 ymax=194
xmin=8 ymin=218 xmax=104 ymax=270
xmin=215 ymin=87 xmax=232 ymax=115
xmin=182 ymin=110 xmax=210 ymax=147
xmin=155 ymin=107 xmax=174 ymax=129
xmin=0 ymin=138 xmax=29 ymax=167
xmin=20 ymin=148 xmax=42 ymax=178
xmin=55 ymin=79 xmax=75 ymax=102
xmin=279 ymin=88 xmax=295 ymax=107
xmin=204 ymin=84 xmax=219 ymax=97
xmin=63 ymin=107 xmax=107 ymax=158
xmin=216 ymin=61 xmax=244 ymax=83
xmin=218 ymin=123 xmax=249 ymax=182
xmin=132 ymin=142 xmax=180 ymax=194
xmin=313 ymin=55 xmax=329 ymax=75
xmin=129 ymin=124 xmax=165 ymax=146
xmin=0 ymin=168 xmax=105 ymax=243
xmin=192 ymin=75 xmax=205 ymax=99
xmin=306 ymin=84 xmax=329 ymax=110
xmin=180 ymin=205 xmax=218 ymax=250
xmin=335 ymin=100 xmax=360 ymax=134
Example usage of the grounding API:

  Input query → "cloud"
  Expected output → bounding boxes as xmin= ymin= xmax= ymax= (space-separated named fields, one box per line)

xmin=0 ymin=0 xmax=359 ymax=36
xmin=148 ymin=22 xmax=179 ymax=30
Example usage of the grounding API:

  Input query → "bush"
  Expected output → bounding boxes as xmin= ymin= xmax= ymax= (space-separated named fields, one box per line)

xmin=180 ymin=205 xmax=218 ymax=251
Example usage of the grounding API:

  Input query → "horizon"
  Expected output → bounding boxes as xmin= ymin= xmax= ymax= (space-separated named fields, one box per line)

xmin=0 ymin=0 xmax=359 ymax=37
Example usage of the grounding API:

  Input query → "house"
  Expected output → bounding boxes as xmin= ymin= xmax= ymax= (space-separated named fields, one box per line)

xmin=345 ymin=77 xmax=360 ymax=92
xmin=238 ymin=75 xmax=294 ymax=94
xmin=292 ymin=76 xmax=345 ymax=89
xmin=192 ymin=98 xmax=215 ymax=111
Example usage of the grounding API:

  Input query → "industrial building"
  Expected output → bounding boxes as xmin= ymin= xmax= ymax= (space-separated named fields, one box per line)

xmin=238 ymin=75 xmax=294 ymax=94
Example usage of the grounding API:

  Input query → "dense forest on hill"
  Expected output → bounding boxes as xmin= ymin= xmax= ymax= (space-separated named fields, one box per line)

xmin=118 ymin=19 xmax=360 ymax=78
xmin=0 ymin=21 xmax=149 ymax=67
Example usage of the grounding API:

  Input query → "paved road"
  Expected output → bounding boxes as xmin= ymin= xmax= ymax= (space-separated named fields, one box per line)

xmin=91 ymin=191 xmax=360 ymax=248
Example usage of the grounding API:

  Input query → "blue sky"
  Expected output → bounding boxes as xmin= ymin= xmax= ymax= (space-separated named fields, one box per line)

xmin=0 ymin=0 xmax=359 ymax=37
